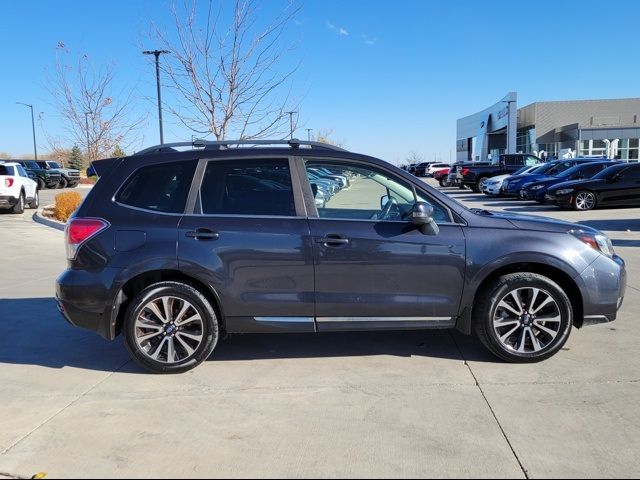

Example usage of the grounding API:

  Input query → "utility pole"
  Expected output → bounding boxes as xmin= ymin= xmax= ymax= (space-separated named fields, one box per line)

xmin=16 ymin=102 xmax=38 ymax=160
xmin=285 ymin=111 xmax=297 ymax=139
xmin=306 ymin=128 xmax=312 ymax=141
xmin=143 ymin=50 xmax=170 ymax=144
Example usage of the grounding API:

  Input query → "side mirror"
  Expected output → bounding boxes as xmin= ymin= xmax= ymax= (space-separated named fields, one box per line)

xmin=411 ymin=202 xmax=439 ymax=235
xmin=380 ymin=195 xmax=390 ymax=209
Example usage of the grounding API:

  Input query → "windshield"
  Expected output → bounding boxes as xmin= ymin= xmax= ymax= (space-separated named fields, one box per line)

xmin=24 ymin=161 xmax=39 ymax=169
xmin=513 ymin=165 xmax=535 ymax=175
xmin=529 ymin=162 xmax=558 ymax=175
xmin=47 ymin=162 xmax=61 ymax=169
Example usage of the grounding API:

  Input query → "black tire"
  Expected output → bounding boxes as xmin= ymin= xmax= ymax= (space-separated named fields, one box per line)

xmin=475 ymin=178 xmax=486 ymax=193
xmin=58 ymin=177 xmax=69 ymax=189
xmin=473 ymin=272 xmax=573 ymax=363
xmin=37 ymin=179 xmax=45 ymax=190
xmin=123 ymin=281 xmax=220 ymax=374
xmin=573 ymin=190 xmax=597 ymax=211
xmin=439 ymin=177 xmax=447 ymax=188
xmin=11 ymin=192 xmax=25 ymax=214
xmin=27 ymin=190 xmax=39 ymax=209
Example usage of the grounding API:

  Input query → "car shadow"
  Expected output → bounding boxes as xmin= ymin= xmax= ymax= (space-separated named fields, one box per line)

xmin=580 ymin=219 xmax=640 ymax=232
xmin=0 ymin=298 xmax=498 ymax=373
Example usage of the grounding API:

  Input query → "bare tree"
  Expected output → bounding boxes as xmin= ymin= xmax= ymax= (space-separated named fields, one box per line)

xmin=47 ymin=44 xmax=145 ymax=161
xmin=152 ymin=0 xmax=300 ymax=140
xmin=313 ymin=128 xmax=344 ymax=147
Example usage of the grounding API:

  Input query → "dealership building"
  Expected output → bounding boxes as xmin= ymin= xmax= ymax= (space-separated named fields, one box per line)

xmin=456 ymin=93 xmax=640 ymax=163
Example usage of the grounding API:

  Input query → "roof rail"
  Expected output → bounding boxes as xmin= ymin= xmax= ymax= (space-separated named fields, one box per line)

xmin=134 ymin=138 xmax=347 ymax=156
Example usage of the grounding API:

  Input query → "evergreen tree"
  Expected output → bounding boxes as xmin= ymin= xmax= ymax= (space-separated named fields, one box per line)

xmin=68 ymin=145 xmax=86 ymax=172
xmin=112 ymin=145 xmax=126 ymax=157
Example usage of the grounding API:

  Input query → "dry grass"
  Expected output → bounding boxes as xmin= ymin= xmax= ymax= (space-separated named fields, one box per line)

xmin=53 ymin=192 xmax=83 ymax=222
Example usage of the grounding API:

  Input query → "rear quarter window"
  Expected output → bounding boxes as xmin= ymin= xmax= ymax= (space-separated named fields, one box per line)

xmin=115 ymin=160 xmax=197 ymax=214
xmin=0 ymin=166 xmax=15 ymax=176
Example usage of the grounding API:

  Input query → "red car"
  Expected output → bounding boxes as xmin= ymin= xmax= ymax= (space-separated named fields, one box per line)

xmin=433 ymin=168 xmax=450 ymax=187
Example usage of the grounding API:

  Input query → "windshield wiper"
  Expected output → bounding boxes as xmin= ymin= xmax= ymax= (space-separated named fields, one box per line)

xmin=471 ymin=208 xmax=493 ymax=216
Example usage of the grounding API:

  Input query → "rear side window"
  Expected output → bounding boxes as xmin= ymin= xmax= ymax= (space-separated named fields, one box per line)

xmin=116 ymin=161 xmax=197 ymax=214
xmin=0 ymin=165 xmax=15 ymax=176
xmin=200 ymin=159 xmax=295 ymax=216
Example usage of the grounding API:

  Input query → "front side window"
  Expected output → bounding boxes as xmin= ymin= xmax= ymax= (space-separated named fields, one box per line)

xmin=305 ymin=160 xmax=451 ymax=223
xmin=17 ymin=165 xmax=28 ymax=178
xmin=116 ymin=160 xmax=197 ymax=214
xmin=200 ymin=159 xmax=295 ymax=216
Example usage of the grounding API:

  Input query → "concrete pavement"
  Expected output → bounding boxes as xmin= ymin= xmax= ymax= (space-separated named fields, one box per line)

xmin=0 ymin=182 xmax=639 ymax=478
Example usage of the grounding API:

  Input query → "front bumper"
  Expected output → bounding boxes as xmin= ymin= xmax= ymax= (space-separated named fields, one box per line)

xmin=577 ymin=254 xmax=626 ymax=326
xmin=483 ymin=184 xmax=502 ymax=195
xmin=546 ymin=192 xmax=573 ymax=208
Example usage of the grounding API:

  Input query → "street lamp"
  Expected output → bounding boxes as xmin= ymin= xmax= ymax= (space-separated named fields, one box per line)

xmin=143 ymin=49 xmax=170 ymax=144
xmin=16 ymin=102 xmax=38 ymax=160
xmin=306 ymin=128 xmax=312 ymax=141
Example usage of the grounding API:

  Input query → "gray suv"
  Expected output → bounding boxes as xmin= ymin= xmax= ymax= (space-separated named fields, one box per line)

xmin=56 ymin=140 xmax=626 ymax=373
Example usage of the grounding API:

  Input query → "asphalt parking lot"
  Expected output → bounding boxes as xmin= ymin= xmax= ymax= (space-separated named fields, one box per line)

xmin=0 ymin=182 xmax=639 ymax=478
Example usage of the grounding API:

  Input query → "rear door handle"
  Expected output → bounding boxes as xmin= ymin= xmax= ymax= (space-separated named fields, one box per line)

xmin=316 ymin=234 xmax=350 ymax=247
xmin=186 ymin=228 xmax=220 ymax=240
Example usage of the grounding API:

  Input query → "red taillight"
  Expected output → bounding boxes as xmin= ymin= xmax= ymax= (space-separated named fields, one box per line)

xmin=461 ymin=168 xmax=470 ymax=177
xmin=66 ymin=218 xmax=109 ymax=260
xmin=5 ymin=178 xmax=14 ymax=188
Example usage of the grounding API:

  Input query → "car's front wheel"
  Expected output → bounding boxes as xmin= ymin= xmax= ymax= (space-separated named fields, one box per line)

xmin=474 ymin=273 xmax=573 ymax=363
xmin=573 ymin=190 xmax=597 ymax=211
xmin=123 ymin=281 xmax=220 ymax=374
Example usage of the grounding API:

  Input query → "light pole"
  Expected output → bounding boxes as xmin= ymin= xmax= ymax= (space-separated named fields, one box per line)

xmin=16 ymin=102 xmax=38 ymax=160
xmin=306 ymin=128 xmax=312 ymax=141
xmin=143 ymin=50 xmax=170 ymax=144
xmin=285 ymin=111 xmax=297 ymax=139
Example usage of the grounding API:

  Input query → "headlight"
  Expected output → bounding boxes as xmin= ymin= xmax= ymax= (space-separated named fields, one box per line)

xmin=556 ymin=188 xmax=574 ymax=195
xmin=569 ymin=229 xmax=615 ymax=257
xmin=530 ymin=185 xmax=544 ymax=190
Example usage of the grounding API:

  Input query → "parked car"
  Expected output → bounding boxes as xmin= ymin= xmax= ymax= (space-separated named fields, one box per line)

xmin=0 ymin=161 xmax=39 ymax=213
xmin=413 ymin=162 xmax=434 ymax=177
xmin=36 ymin=161 xmax=81 ymax=189
xmin=433 ymin=168 xmax=450 ymax=187
xmin=520 ymin=161 xmax=613 ymax=203
xmin=502 ymin=158 xmax=611 ymax=198
xmin=447 ymin=161 xmax=491 ymax=189
xmin=426 ymin=163 xmax=450 ymax=177
xmin=459 ymin=154 xmax=544 ymax=192
xmin=15 ymin=160 xmax=62 ymax=189
xmin=56 ymin=139 xmax=626 ymax=373
xmin=482 ymin=165 xmax=541 ymax=196
xmin=545 ymin=162 xmax=640 ymax=210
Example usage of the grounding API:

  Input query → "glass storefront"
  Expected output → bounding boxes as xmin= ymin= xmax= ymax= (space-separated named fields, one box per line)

xmin=579 ymin=138 xmax=640 ymax=161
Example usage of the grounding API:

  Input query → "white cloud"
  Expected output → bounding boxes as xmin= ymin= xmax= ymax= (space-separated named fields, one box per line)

xmin=326 ymin=21 xmax=335 ymax=30
xmin=339 ymin=28 xmax=349 ymax=36
xmin=362 ymin=34 xmax=377 ymax=45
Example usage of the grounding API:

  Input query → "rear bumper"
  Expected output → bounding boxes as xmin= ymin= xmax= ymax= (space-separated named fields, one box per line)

xmin=56 ymin=267 xmax=122 ymax=340
xmin=577 ymin=254 xmax=626 ymax=326
xmin=0 ymin=195 xmax=18 ymax=208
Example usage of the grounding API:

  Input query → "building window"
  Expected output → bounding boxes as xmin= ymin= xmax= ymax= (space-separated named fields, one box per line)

xmin=517 ymin=127 xmax=536 ymax=154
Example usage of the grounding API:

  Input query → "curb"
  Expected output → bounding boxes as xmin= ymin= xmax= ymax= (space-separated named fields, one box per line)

xmin=32 ymin=205 xmax=65 ymax=232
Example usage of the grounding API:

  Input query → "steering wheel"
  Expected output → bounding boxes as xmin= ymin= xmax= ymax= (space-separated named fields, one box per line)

xmin=379 ymin=197 xmax=399 ymax=220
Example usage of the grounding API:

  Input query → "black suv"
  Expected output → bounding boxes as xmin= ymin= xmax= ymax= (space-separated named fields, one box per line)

xmin=56 ymin=140 xmax=626 ymax=373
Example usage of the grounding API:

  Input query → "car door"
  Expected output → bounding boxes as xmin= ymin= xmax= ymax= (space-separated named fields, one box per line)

xmin=15 ymin=165 xmax=36 ymax=199
xmin=601 ymin=164 xmax=640 ymax=206
xmin=177 ymin=157 xmax=316 ymax=334
xmin=298 ymin=157 xmax=466 ymax=332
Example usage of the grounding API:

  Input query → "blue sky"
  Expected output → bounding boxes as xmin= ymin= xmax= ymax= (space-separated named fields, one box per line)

xmin=1 ymin=0 xmax=640 ymax=164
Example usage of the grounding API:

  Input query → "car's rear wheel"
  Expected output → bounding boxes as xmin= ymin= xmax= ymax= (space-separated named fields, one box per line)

xmin=439 ymin=177 xmax=447 ymax=187
xmin=474 ymin=273 xmax=573 ymax=363
xmin=573 ymin=190 xmax=597 ymax=211
xmin=11 ymin=192 xmax=25 ymax=214
xmin=27 ymin=190 xmax=39 ymax=209
xmin=37 ymin=179 xmax=45 ymax=190
xmin=123 ymin=282 xmax=219 ymax=374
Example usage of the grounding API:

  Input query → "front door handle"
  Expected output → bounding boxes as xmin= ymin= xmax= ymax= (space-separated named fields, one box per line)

xmin=316 ymin=234 xmax=350 ymax=247
xmin=186 ymin=228 xmax=220 ymax=240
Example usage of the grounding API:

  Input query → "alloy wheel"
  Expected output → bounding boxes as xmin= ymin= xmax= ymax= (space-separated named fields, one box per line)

xmin=134 ymin=296 xmax=204 ymax=364
xmin=493 ymin=287 xmax=562 ymax=354
xmin=575 ymin=191 xmax=596 ymax=210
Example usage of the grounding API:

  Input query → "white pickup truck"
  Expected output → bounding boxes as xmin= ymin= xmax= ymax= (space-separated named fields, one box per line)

xmin=0 ymin=161 xmax=39 ymax=214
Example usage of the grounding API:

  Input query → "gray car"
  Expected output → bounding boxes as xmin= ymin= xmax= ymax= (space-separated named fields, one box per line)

xmin=56 ymin=140 xmax=626 ymax=373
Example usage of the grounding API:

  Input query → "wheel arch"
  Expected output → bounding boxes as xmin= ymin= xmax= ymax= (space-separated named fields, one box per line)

xmin=110 ymin=269 xmax=225 ymax=339
xmin=456 ymin=261 xmax=584 ymax=334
